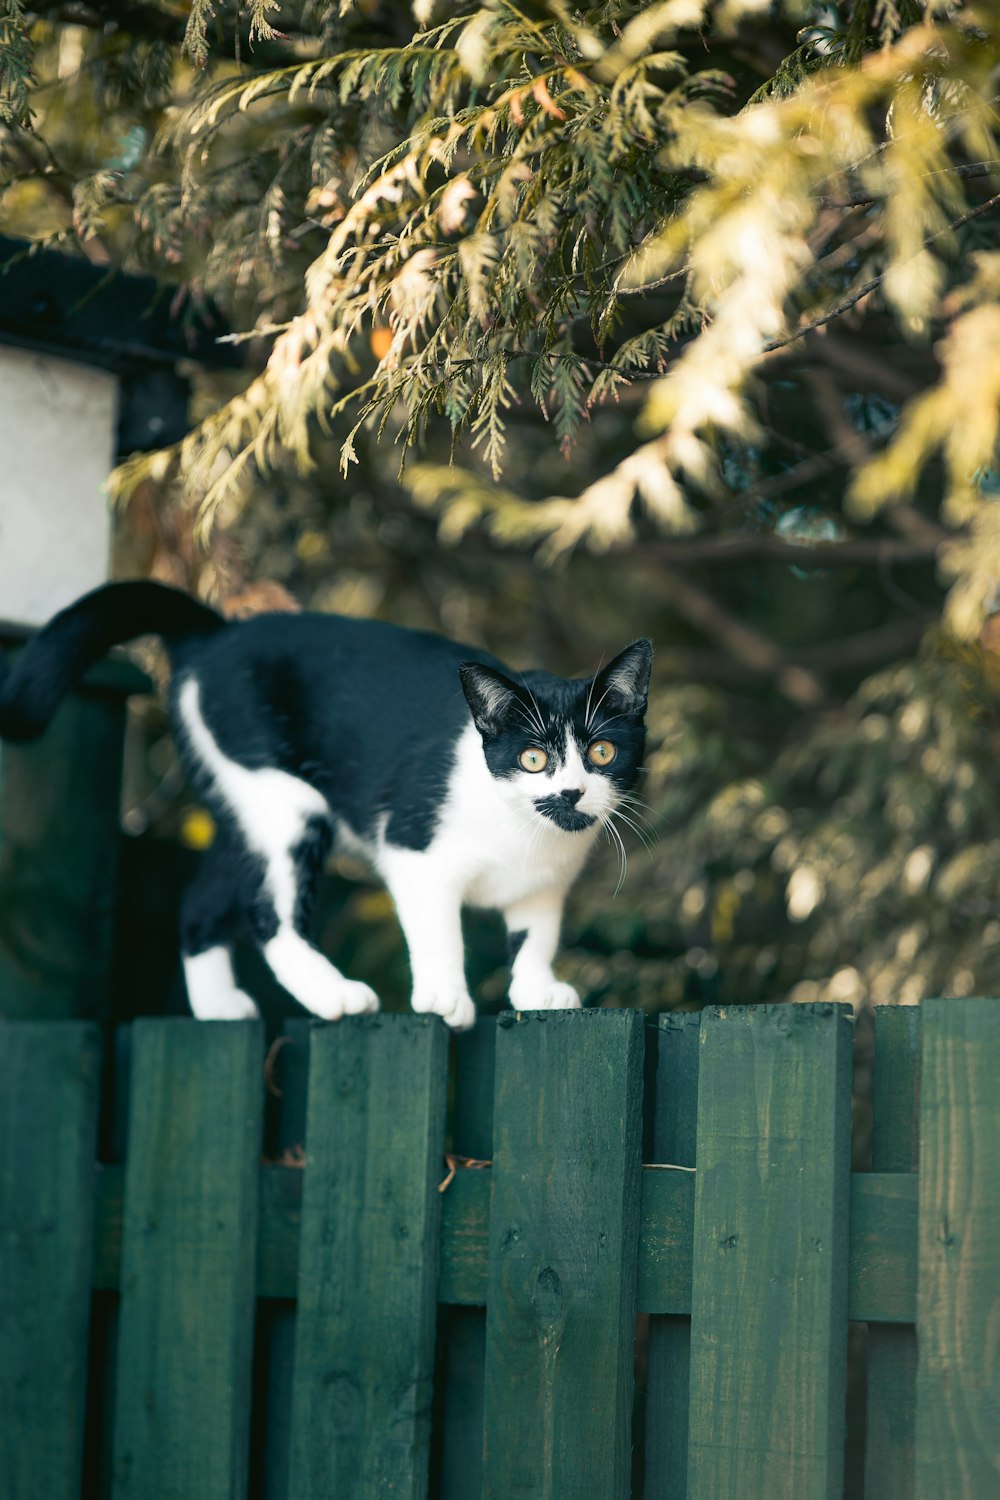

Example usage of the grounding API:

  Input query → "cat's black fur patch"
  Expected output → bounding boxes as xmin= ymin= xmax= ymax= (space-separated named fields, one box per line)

xmin=533 ymin=794 xmax=597 ymax=832
xmin=507 ymin=929 xmax=528 ymax=964
xmin=180 ymin=826 xmax=275 ymax=951
xmin=170 ymin=611 xmax=508 ymax=853
xmin=292 ymin=815 xmax=335 ymax=935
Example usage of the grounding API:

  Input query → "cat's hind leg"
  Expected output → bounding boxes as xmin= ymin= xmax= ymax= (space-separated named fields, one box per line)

xmin=176 ymin=674 xmax=378 ymax=1021
xmin=180 ymin=832 xmax=260 ymax=1020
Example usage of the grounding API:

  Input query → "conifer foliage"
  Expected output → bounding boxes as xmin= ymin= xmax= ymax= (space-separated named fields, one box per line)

xmin=4 ymin=2 xmax=1000 ymax=1013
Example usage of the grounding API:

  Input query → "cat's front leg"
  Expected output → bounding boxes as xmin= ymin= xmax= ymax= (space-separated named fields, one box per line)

xmin=383 ymin=854 xmax=476 ymax=1030
xmin=503 ymin=887 xmax=581 ymax=1013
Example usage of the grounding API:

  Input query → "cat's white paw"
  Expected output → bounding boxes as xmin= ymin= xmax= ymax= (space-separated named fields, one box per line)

xmin=263 ymin=929 xmax=380 ymax=1020
xmin=189 ymin=987 xmax=261 ymax=1021
xmin=306 ymin=978 xmax=381 ymax=1021
xmin=509 ymin=979 xmax=581 ymax=1013
xmin=411 ymin=985 xmax=477 ymax=1031
xmin=184 ymin=950 xmax=261 ymax=1020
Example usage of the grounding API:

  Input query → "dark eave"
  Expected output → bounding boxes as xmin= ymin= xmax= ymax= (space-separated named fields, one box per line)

xmin=0 ymin=235 xmax=243 ymax=375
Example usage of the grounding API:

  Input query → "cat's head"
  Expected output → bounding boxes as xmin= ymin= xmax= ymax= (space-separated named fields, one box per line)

xmin=459 ymin=640 xmax=652 ymax=833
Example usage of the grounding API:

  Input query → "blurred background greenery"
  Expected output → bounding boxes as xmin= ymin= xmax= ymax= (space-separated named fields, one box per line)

xmin=4 ymin=0 xmax=1000 ymax=1024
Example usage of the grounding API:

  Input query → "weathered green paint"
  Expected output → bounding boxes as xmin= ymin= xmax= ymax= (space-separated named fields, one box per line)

xmin=482 ymin=1008 xmax=644 ymax=1500
xmin=686 ymin=1004 xmax=853 ymax=1500
xmin=865 ymin=1005 xmax=920 ymax=1500
xmin=111 ymin=1019 xmax=264 ymax=1500
xmin=439 ymin=1163 xmax=491 ymax=1305
xmin=0 ymin=1022 xmax=101 ymax=1500
xmin=645 ymin=1011 xmax=700 ymax=1500
xmin=0 ymin=642 xmax=145 ymax=1021
xmin=848 ymin=1172 xmax=918 ymax=1322
xmin=637 ymin=1167 xmax=695 ymax=1312
xmin=288 ymin=1014 xmax=448 ymax=1500
xmin=437 ymin=1020 xmax=496 ymax=1500
xmin=915 ymin=998 xmax=1000 ymax=1499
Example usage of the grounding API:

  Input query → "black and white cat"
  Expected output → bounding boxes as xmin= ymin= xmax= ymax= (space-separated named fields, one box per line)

xmin=0 ymin=582 xmax=651 ymax=1029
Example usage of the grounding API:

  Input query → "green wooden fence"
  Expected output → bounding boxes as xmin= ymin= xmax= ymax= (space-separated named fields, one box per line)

xmin=1 ymin=1000 xmax=998 ymax=1500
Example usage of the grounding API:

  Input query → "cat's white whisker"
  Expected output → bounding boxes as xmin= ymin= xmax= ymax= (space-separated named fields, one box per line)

xmin=516 ymin=678 xmax=548 ymax=740
xmin=609 ymin=807 xmax=656 ymax=857
xmin=512 ymin=704 xmax=545 ymax=741
xmin=615 ymin=796 xmax=659 ymax=839
xmin=599 ymin=813 xmax=629 ymax=896
xmin=619 ymin=791 xmax=657 ymax=815
xmin=583 ymin=652 xmax=607 ymax=733
xmin=585 ymin=682 xmax=617 ymax=736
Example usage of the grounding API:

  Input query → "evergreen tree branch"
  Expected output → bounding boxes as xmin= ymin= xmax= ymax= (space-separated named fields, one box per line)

xmin=766 ymin=191 xmax=1000 ymax=354
xmin=30 ymin=0 xmax=316 ymax=63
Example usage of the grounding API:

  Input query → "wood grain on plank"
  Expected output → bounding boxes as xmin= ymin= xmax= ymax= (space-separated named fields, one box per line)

xmin=482 ymin=1008 xmax=645 ymax=1500
xmin=686 ymin=1004 xmax=853 ymax=1500
xmin=0 ymin=1022 xmax=102 ymax=1500
xmin=111 ymin=1019 xmax=264 ymax=1500
xmin=288 ymin=1014 xmax=448 ymax=1500
xmin=915 ymin=998 xmax=1000 ymax=1499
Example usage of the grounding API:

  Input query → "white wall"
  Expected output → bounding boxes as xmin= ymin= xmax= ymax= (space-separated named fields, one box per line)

xmin=0 ymin=344 xmax=117 ymax=627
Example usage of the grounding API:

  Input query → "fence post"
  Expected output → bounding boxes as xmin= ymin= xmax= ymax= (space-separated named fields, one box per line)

xmin=0 ymin=1022 xmax=102 ymax=1500
xmin=482 ymin=1008 xmax=644 ymax=1500
xmin=0 ymin=651 xmax=145 ymax=1020
xmin=111 ymin=1019 xmax=264 ymax=1500
xmin=686 ymin=1003 xmax=853 ymax=1500
xmin=288 ymin=1013 xmax=449 ymax=1500
xmin=915 ymin=997 xmax=1000 ymax=1498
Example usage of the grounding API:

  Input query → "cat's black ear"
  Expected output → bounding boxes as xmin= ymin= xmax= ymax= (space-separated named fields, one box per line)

xmin=459 ymin=662 xmax=524 ymax=734
xmin=590 ymin=639 xmax=653 ymax=718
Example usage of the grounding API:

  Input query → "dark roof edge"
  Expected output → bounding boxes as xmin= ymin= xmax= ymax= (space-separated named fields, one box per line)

xmin=0 ymin=235 xmax=244 ymax=373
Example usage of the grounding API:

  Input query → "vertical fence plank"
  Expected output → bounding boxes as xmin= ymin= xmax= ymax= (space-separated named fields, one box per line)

xmin=865 ymin=1005 xmax=920 ymax=1500
xmin=436 ymin=1019 xmax=497 ymax=1500
xmin=0 ymin=1022 xmax=101 ymax=1500
xmin=111 ymin=1019 xmax=264 ymax=1500
xmin=645 ymin=1011 xmax=701 ymax=1500
xmin=482 ymin=1008 xmax=644 ymax=1500
xmin=915 ymin=998 xmax=1000 ymax=1499
xmin=686 ymin=1004 xmax=853 ymax=1500
xmin=289 ymin=1013 xmax=449 ymax=1500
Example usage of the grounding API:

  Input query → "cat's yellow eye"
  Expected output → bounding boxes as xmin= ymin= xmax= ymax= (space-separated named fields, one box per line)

xmin=520 ymin=747 xmax=548 ymax=773
xmin=588 ymin=739 xmax=617 ymax=767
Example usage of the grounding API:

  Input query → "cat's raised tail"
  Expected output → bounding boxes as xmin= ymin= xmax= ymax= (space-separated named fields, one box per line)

xmin=0 ymin=581 xmax=225 ymax=742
